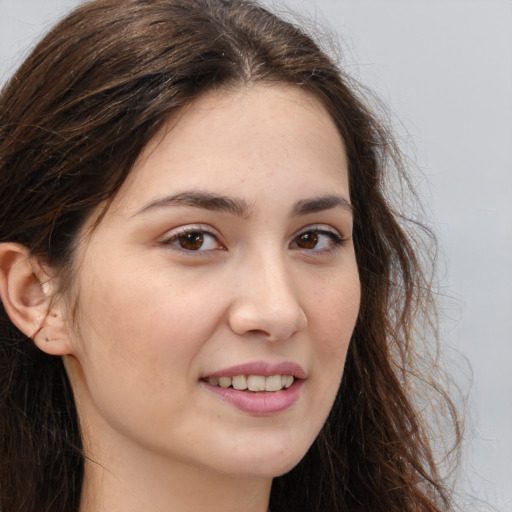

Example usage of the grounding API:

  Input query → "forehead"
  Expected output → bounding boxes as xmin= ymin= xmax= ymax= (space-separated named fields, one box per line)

xmin=111 ymin=84 xmax=350 ymax=215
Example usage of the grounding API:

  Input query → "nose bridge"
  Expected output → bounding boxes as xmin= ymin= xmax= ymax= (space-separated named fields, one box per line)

xmin=228 ymin=245 xmax=307 ymax=340
xmin=251 ymin=247 xmax=295 ymax=309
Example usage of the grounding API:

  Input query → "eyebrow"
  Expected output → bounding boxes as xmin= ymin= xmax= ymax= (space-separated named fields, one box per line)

xmin=134 ymin=191 xmax=352 ymax=218
xmin=134 ymin=191 xmax=251 ymax=218
xmin=292 ymin=195 xmax=353 ymax=216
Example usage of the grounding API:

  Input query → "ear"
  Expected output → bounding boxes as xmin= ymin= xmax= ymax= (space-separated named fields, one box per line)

xmin=0 ymin=242 xmax=73 ymax=356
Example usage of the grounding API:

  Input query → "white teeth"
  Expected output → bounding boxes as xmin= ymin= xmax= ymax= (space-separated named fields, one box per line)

xmin=232 ymin=375 xmax=247 ymax=390
xmin=218 ymin=376 xmax=232 ymax=388
xmin=208 ymin=374 xmax=295 ymax=392
xmin=247 ymin=375 xmax=266 ymax=391
xmin=265 ymin=375 xmax=283 ymax=392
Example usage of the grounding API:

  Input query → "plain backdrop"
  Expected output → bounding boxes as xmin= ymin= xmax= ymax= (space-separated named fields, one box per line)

xmin=1 ymin=0 xmax=511 ymax=509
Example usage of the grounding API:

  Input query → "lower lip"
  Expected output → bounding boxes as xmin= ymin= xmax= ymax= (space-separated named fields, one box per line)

xmin=202 ymin=379 xmax=304 ymax=415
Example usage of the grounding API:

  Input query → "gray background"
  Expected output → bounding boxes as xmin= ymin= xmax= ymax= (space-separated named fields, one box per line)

xmin=1 ymin=0 xmax=510 ymax=509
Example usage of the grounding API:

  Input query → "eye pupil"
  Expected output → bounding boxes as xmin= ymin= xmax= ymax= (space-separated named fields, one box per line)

xmin=179 ymin=232 xmax=204 ymax=250
xmin=297 ymin=232 xmax=318 ymax=249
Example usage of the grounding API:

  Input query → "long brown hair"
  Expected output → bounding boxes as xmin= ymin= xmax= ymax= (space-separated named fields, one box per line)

xmin=0 ymin=1 xmax=460 ymax=511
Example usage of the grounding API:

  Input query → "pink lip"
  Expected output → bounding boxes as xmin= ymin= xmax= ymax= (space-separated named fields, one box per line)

xmin=201 ymin=360 xmax=306 ymax=415
xmin=202 ymin=379 xmax=304 ymax=415
xmin=204 ymin=361 xmax=307 ymax=380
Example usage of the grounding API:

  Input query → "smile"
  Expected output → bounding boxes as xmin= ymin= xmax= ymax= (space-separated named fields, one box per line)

xmin=201 ymin=361 xmax=306 ymax=414
xmin=207 ymin=375 xmax=295 ymax=392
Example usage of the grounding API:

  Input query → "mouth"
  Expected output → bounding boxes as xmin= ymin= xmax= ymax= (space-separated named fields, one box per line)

xmin=201 ymin=362 xmax=305 ymax=415
xmin=204 ymin=374 xmax=295 ymax=392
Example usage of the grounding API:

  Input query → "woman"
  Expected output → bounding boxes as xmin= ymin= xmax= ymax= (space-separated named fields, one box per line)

xmin=0 ymin=0 xmax=460 ymax=511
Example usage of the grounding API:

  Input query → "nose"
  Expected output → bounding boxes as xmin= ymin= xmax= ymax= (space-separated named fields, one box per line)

xmin=228 ymin=254 xmax=308 ymax=341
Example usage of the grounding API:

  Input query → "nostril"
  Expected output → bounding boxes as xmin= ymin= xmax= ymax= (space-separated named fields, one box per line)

xmin=246 ymin=328 xmax=269 ymax=336
xmin=229 ymin=302 xmax=308 ymax=338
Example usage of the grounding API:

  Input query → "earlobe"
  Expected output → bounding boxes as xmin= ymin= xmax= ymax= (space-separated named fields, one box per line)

xmin=0 ymin=242 xmax=72 ymax=356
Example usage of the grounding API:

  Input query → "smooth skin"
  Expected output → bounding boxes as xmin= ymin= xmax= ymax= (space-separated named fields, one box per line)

xmin=0 ymin=84 xmax=360 ymax=512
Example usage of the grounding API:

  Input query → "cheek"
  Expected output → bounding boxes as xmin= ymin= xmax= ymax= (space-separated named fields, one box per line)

xmin=311 ymin=276 xmax=361 ymax=356
xmin=70 ymin=263 xmax=225 ymax=380
xmin=64 ymin=269 xmax=224 ymax=444
xmin=307 ymin=274 xmax=360 ymax=414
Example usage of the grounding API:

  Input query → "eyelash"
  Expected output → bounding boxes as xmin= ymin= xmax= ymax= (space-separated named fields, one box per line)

xmin=160 ymin=225 xmax=224 ymax=254
xmin=291 ymin=226 xmax=347 ymax=253
xmin=160 ymin=224 xmax=347 ymax=255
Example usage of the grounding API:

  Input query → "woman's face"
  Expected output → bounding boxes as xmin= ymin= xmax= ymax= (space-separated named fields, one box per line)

xmin=63 ymin=84 xmax=360 ymax=478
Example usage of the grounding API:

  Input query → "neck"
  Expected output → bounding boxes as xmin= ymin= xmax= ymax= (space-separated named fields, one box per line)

xmin=79 ymin=436 xmax=272 ymax=512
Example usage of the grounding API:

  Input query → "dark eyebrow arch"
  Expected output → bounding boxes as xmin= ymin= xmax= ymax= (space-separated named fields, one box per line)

xmin=134 ymin=191 xmax=251 ymax=218
xmin=134 ymin=191 xmax=352 ymax=218
xmin=292 ymin=194 xmax=353 ymax=216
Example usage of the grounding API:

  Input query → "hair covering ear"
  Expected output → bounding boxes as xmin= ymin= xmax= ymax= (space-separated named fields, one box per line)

xmin=0 ymin=242 xmax=72 ymax=355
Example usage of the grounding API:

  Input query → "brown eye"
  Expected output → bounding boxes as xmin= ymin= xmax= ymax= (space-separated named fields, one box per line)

xmin=163 ymin=228 xmax=222 ymax=252
xmin=178 ymin=232 xmax=204 ymax=250
xmin=290 ymin=228 xmax=345 ymax=252
xmin=295 ymin=232 xmax=319 ymax=249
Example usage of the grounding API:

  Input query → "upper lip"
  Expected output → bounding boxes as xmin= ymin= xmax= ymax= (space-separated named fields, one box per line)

xmin=203 ymin=361 xmax=307 ymax=380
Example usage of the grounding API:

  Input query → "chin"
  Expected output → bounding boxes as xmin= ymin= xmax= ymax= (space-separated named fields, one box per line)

xmin=213 ymin=435 xmax=312 ymax=479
